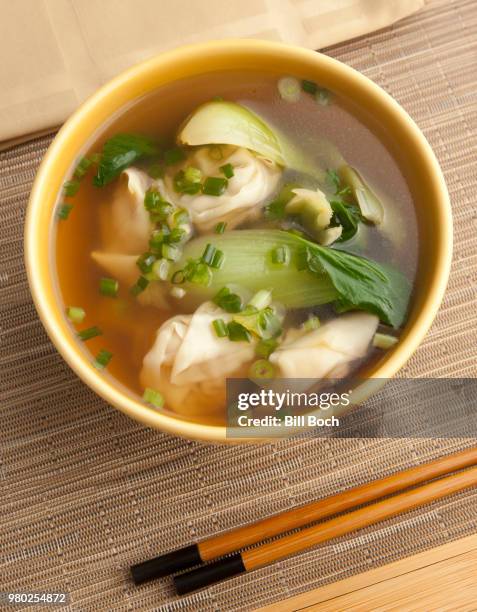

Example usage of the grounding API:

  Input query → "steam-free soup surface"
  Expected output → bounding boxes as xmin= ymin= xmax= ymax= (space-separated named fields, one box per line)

xmin=55 ymin=70 xmax=417 ymax=425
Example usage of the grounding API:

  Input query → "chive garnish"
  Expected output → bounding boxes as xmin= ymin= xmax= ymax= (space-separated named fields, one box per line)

xmin=74 ymin=157 xmax=93 ymax=179
xmin=202 ymin=176 xmax=228 ymax=196
xmin=214 ymin=221 xmax=227 ymax=234
xmin=130 ymin=276 xmax=149 ymax=296
xmin=184 ymin=166 xmax=202 ymax=183
xmin=66 ymin=306 xmax=85 ymax=324
xmin=201 ymin=243 xmax=217 ymax=265
xmin=143 ymin=387 xmax=165 ymax=408
xmin=227 ymin=321 xmax=252 ymax=342
xmin=171 ymin=270 xmax=185 ymax=284
xmin=99 ymin=277 xmax=119 ymax=297
xmin=212 ymin=318 xmax=228 ymax=338
xmin=249 ymin=359 xmax=275 ymax=379
xmin=161 ymin=243 xmax=181 ymax=262
xmin=303 ymin=315 xmax=320 ymax=331
xmin=219 ymin=163 xmax=234 ymax=178
xmin=93 ymin=349 xmax=113 ymax=370
xmin=173 ymin=169 xmax=202 ymax=194
xmin=63 ymin=180 xmax=80 ymax=197
xmin=152 ymin=258 xmax=170 ymax=281
xmin=136 ymin=253 xmax=157 ymax=274
xmin=78 ymin=326 xmax=102 ymax=341
xmin=301 ymin=79 xmax=318 ymax=95
xmin=168 ymin=227 xmax=186 ymax=243
xmin=144 ymin=188 xmax=162 ymax=211
xmin=187 ymin=262 xmax=212 ymax=286
xmin=172 ymin=209 xmax=189 ymax=227
xmin=210 ymin=249 xmax=225 ymax=269
xmin=256 ymin=338 xmax=279 ymax=359
xmin=271 ymin=245 xmax=290 ymax=265
xmin=164 ymin=147 xmax=186 ymax=165
xmin=213 ymin=287 xmax=243 ymax=313
xmin=57 ymin=203 xmax=73 ymax=220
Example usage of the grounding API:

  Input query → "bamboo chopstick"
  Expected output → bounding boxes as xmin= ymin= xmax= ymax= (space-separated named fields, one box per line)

xmin=130 ymin=447 xmax=477 ymax=584
xmin=174 ymin=462 xmax=477 ymax=594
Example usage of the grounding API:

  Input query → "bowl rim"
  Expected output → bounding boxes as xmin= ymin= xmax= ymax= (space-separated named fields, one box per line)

xmin=25 ymin=39 xmax=452 ymax=442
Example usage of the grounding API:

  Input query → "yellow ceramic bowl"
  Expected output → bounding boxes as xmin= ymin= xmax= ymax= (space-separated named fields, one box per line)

xmin=25 ymin=40 xmax=452 ymax=442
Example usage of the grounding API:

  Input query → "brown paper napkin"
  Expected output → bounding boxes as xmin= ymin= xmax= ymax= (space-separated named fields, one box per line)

xmin=0 ymin=0 xmax=425 ymax=147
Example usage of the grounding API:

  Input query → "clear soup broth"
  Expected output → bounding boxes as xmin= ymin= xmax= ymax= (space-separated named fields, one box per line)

xmin=55 ymin=71 xmax=417 ymax=425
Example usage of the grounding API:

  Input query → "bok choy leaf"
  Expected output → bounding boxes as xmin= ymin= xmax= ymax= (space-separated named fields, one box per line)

xmin=172 ymin=230 xmax=410 ymax=327
xmin=93 ymin=134 xmax=160 ymax=187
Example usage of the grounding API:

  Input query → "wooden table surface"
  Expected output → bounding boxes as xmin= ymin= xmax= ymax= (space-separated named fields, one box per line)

xmin=257 ymin=534 xmax=477 ymax=611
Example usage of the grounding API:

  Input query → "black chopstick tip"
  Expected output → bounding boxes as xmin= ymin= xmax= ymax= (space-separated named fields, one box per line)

xmin=130 ymin=544 xmax=202 ymax=584
xmin=174 ymin=554 xmax=246 ymax=595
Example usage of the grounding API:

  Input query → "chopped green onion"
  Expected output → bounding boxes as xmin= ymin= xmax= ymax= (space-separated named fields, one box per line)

xmin=152 ymin=203 xmax=174 ymax=223
xmin=170 ymin=287 xmax=186 ymax=299
xmin=302 ymin=79 xmax=318 ymax=95
xmin=372 ymin=333 xmax=399 ymax=349
xmin=93 ymin=349 xmax=113 ymax=370
xmin=148 ymin=163 xmax=164 ymax=179
xmin=99 ymin=277 xmax=119 ymax=297
xmin=227 ymin=321 xmax=252 ymax=342
xmin=270 ymin=245 xmax=290 ymax=266
xmin=143 ymin=387 xmax=164 ymax=408
xmin=213 ymin=287 xmax=243 ymax=313
xmin=149 ymin=226 xmax=170 ymax=251
xmin=187 ymin=261 xmax=212 ymax=286
xmin=90 ymin=152 xmax=101 ymax=164
xmin=202 ymin=176 xmax=228 ymax=196
xmin=144 ymin=188 xmax=161 ymax=211
xmin=173 ymin=169 xmax=202 ymax=194
xmin=171 ymin=270 xmax=185 ymax=284
xmin=278 ymin=76 xmax=301 ymax=103
xmin=164 ymin=147 xmax=186 ymax=165
xmin=212 ymin=318 xmax=228 ymax=338
xmin=162 ymin=243 xmax=182 ymax=262
xmin=57 ymin=203 xmax=73 ymax=220
xmin=210 ymin=249 xmax=225 ymax=269
xmin=256 ymin=338 xmax=279 ymax=359
xmin=130 ymin=276 xmax=149 ymax=296
xmin=215 ymin=221 xmax=227 ymax=234
xmin=168 ymin=227 xmax=186 ymax=243
xmin=136 ymin=252 xmax=157 ymax=274
xmin=152 ymin=258 xmax=170 ymax=281
xmin=219 ymin=163 xmax=234 ymax=178
xmin=233 ymin=307 xmax=281 ymax=339
xmin=249 ymin=289 xmax=273 ymax=310
xmin=171 ymin=208 xmax=190 ymax=227
xmin=303 ymin=315 xmax=320 ymax=331
xmin=78 ymin=326 xmax=102 ymax=341
xmin=184 ymin=166 xmax=202 ymax=183
xmin=66 ymin=306 xmax=85 ymax=324
xmin=63 ymin=180 xmax=80 ymax=197
xmin=74 ymin=157 xmax=93 ymax=179
xmin=201 ymin=243 xmax=217 ymax=265
xmin=249 ymin=359 xmax=275 ymax=379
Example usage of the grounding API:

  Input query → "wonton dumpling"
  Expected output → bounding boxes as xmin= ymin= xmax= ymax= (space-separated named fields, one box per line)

xmin=270 ymin=312 xmax=378 ymax=379
xmin=164 ymin=146 xmax=281 ymax=233
xmin=99 ymin=168 xmax=158 ymax=254
xmin=141 ymin=301 xmax=256 ymax=417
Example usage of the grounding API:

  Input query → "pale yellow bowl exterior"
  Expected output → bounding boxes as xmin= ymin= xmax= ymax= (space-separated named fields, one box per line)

xmin=25 ymin=40 xmax=452 ymax=442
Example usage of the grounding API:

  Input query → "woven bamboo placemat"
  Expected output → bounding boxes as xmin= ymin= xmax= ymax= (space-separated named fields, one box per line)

xmin=1 ymin=0 xmax=476 ymax=610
